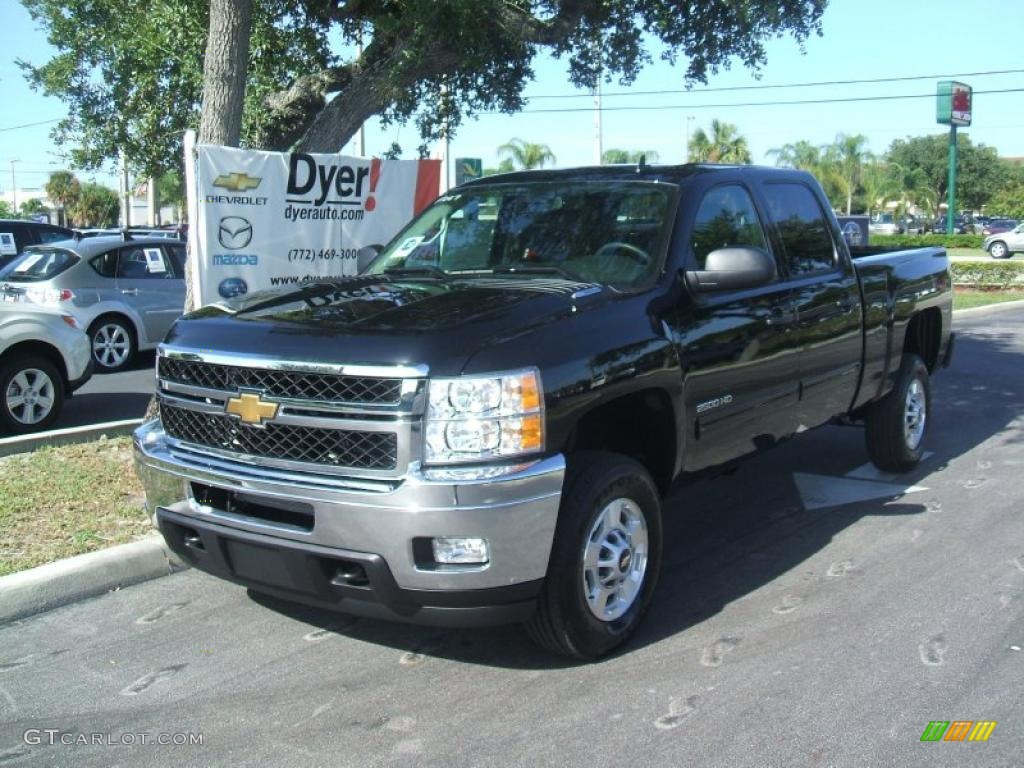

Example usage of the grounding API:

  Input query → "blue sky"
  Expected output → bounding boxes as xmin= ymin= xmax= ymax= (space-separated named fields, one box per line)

xmin=2 ymin=0 xmax=1023 ymax=195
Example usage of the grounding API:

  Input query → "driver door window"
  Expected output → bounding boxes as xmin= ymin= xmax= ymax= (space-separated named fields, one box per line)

xmin=691 ymin=185 xmax=769 ymax=269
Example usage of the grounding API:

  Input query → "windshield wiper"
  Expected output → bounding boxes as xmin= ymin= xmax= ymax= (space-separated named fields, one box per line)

xmin=491 ymin=264 xmax=581 ymax=281
xmin=383 ymin=265 xmax=450 ymax=281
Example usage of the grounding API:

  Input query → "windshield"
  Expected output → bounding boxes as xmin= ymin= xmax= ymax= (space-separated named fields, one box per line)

xmin=365 ymin=181 xmax=676 ymax=289
xmin=0 ymin=248 xmax=79 ymax=283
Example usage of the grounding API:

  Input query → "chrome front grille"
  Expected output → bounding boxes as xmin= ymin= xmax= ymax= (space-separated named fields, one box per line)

xmin=158 ymin=357 xmax=403 ymax=405
xmin=155 ymin=349 xmax=426 ymax=478
xmin=160 ymin=403 xmax=398 ymax=470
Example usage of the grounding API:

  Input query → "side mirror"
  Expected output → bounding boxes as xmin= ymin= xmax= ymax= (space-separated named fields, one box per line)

xmin=687 ymin=247 xmax=778 ymax=292
xmin=356 ymin=244 xmax=383 ymax=274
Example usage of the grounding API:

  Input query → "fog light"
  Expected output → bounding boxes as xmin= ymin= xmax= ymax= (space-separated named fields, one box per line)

xmin=432 ymin=537 xmax=490 ymax=565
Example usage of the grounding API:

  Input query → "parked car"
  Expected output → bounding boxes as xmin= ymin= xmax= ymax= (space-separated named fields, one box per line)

xmin=868 ymin=213 xmax=897 ymax=236
xmin=0 ymin=235 xmax=186 ymax=372
xmin=896 ymin=215 xmax=928 ymax=235
xmin=930 ymin=215 xmax=977 ymax=234
xmin=982 ymin=218 xmax=1017 ymax=237
xmin=0 ymin=304 xmax=91 ymax=433
xmin=984 ymin=222 xmax=1024 ymax=259
xmin=0 ymin=219 xmax=74 ymax=271
xmin=134 ymin=164 xmax=954 ymax=659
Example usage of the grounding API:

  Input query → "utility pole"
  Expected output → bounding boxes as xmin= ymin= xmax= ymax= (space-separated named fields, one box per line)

xmin=593 ymin=80 xmax=603 ymax=164
xmin=685 ymin=116 xmax=695 ymax=162
xmin=9 ymin=159 xmax=19 ymax=212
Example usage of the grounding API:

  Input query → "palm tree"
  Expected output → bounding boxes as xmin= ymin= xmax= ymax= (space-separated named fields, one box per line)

xmin=45 ymin=171 xmax=81 ymax=227
xmin=767 ymin=140 xmax=822 ymax=171
xmin=823 ymin=134 xmax=872 ymax=216
xmin=602 ymin=149 xmax=660 ymax=164
xmin=497 ymin=138 xmax=557 ymax=170
xmin=688 ymin=120 xmax=751 ymax=164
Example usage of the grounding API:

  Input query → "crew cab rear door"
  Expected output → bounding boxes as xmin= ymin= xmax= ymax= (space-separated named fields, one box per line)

xmin=670 ymin=182 xmax=801 ymax=472
xmin=759 ymin=181 xmax=862 ymax=429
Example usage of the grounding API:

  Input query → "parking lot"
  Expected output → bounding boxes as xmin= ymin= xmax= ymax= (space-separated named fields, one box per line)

xmin=1 ymin=304 xmax=1022 ymax=767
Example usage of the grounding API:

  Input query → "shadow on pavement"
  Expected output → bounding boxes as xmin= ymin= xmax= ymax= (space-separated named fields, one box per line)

xmin=248 ymin=323 xmax=1021 ymax=668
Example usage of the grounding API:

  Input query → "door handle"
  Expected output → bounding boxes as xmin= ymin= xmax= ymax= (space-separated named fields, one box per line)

xmin=766 ymin=306 xmax=797 ymax=326
xmin=120 ymin=289 xmax=139 ymax=296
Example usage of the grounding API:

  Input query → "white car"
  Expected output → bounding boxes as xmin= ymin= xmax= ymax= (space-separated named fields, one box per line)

xmin=984 ymin=223 xmax=1024 ymax=259
xmin=0 ymin=305 xmax=92 ymax=433
xmin=868 ymin=213 xmax=897 ymax=236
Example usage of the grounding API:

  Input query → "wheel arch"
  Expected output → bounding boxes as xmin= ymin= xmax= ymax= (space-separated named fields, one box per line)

xmin=1 ymin=341 xmax=70 ymax=388
xmin=562 ymin=388 xmax=678 ymax=496
xmin=903 ymin=307 xmax=943 ymax=372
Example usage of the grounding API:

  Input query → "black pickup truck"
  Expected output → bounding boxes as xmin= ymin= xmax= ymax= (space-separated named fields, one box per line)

xmin=134 ymin=164 xmax=953 ymax=659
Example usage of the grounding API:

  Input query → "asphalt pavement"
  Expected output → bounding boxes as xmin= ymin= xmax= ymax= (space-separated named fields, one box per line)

xmin=2 ymin=306 xmax=1023 ymax=767
xmin=58 ymin=352 xmax=156 ymax=429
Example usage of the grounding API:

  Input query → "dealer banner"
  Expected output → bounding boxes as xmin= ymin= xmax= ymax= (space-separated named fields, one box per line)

xmin=191 ymin=142 xmax=440 ymax=306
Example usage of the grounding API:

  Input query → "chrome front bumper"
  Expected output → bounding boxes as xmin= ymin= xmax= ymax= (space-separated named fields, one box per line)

xmin=133 ymin=420 xmax=565 ymax=601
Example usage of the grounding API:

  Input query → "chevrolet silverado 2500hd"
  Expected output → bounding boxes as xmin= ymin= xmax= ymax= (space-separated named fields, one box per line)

xmin=134 ymin=164 xmax=953 ymax=659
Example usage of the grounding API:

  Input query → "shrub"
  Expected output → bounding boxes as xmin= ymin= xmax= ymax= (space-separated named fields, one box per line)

xmin=870 ymin=233 xmax=984 ymax=249
xmin=950 ymin=260 xmax=1024 ymax=288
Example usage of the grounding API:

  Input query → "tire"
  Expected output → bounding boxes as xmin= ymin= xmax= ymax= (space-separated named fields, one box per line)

xmin=988 ymin=241 xmax=1010 ymax=259
xmin=526 ymin=451 xmax=662 ymax=660
xmin=0 ymin=356 xmax=65 ymax=434
xmin=865 ymin=353 xmax=931 ymax=473
xmin=89 ymin=315 xmax=136 ymax=372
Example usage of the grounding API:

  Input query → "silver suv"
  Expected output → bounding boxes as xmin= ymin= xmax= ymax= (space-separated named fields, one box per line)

xmin=984 ymin=222 xmax=1024 ymax=259
xmin=0 ymin=235 xmax=186 ymax=372
xmin=0 ymin=305 xmax=91 ymax=433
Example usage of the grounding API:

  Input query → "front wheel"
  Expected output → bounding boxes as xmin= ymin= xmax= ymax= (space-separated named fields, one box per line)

xmin=527 ymin=452 xmax=662 ymax=660
xmin=0 ymin=356 xmax=65 ymax=434
xmin=989 ymin=241 xmax=1010 ymax=259
xmin=865 ymin=353 xmax=931 ymax=473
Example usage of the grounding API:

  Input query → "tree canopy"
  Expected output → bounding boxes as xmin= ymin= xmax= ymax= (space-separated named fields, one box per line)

xmin=20 ymin=0 xmax=827 ymax=174
xmin=887 ymin=134 xmax=1002 ymax=214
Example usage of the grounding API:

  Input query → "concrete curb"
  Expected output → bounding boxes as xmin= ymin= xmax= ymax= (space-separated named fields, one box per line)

xmin=953 ymin=299 xmax=1024 ymax=317
xmin=0 ymin=418 xmax=144 ymax=458
xmin=0 ymin=535 xmax=186 ymax=624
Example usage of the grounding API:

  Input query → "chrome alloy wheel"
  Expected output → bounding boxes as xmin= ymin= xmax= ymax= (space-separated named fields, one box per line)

xmin=581 ymin=497 xmax=649 ymax=622
xmin=904 ymin=377 xmax=927 ymax=451
xmin=93 ymin=323 xmax=131 ymax=369
xmin=5 ymin=367 xmax=56 ymax=425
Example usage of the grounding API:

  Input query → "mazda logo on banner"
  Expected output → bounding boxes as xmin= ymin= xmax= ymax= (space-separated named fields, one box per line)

xmin=218 ymin=216 xmax=253 ymax=249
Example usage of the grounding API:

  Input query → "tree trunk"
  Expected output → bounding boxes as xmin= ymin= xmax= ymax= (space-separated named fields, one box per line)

xmin=187 ymin=0 xmax=253 ymax=313
xmin=198 ymin=0 xmax=253 ymax=146
xmin=296 ymin=78 xmax=382 ymax=153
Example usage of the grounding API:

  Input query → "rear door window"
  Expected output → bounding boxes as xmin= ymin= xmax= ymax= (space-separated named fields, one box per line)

xmin=763 ymin=183 xmax=837 ymax=276
xmin=165 ymin=244 xmax=187 ymax=278
xmin=116 ymin=246 xmax=174 ymax=279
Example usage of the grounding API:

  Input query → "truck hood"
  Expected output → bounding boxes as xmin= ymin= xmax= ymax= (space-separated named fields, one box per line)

xmin=164 ymin=275 xmax=608 ymax=376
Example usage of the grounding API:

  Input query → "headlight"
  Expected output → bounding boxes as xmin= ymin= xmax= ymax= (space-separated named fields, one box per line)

xmin=425 ymin=369 xmax=544 ymax=463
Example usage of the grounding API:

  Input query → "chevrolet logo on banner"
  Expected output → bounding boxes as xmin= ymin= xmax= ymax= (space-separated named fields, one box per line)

xmin=213 ymin=172 xmax=262 ymax=192
xmin=225 ymin=392 xmax=279 ymax=426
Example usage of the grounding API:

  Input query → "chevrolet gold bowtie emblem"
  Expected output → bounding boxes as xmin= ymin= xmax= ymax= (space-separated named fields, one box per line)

xmin=225 ymin=392 xmax=278 ymax=426
xmin=213 ymin=172 xmax=262 ymax=192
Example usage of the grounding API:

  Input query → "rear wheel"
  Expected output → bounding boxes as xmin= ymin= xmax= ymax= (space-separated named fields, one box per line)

xmin=89 ymin=316 xmax=135 ymax=372
xmin=526 ymin=452 xmax=662 ymax=660
xmin=865 ymin=353 xmax=931 ymax=473
xmin=988 ymin=241 xmax=1010 ymax=259
xmin=0 ymin=356 xmax=64 ymax=434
